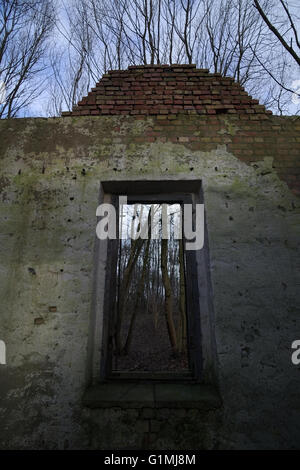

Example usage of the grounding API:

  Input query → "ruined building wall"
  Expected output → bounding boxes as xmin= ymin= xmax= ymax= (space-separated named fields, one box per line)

xmin=0 ymin=68 xmax=300 ymax=449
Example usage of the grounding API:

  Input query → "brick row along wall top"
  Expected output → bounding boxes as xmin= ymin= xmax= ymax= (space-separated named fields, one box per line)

xmin=61 ymin=65 xmax=299 ymax=196
xmin=62 ymin=64 xmax=273 ymax=117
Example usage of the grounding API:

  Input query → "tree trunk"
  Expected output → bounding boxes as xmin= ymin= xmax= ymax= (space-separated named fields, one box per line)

xmin=115 ymin=236 xmax=144 ymax=354
xmin=177 ymin=238 xmax=187 ymax=353
xmin=122 ymin=234 xmax=151 ymax=355
xmin=161 ymin=237 xmax=178 ymax=353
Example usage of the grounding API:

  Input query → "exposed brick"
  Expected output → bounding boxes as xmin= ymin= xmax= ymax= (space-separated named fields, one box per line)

xmin=63 ymin=64 xmax=273 ymax=117
xmin=58 ymin=69 xmax=300 ymax=196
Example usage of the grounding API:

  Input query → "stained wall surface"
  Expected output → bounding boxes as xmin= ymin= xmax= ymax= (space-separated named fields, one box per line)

xmin=0 ymin=109 xmax=299 ymax=449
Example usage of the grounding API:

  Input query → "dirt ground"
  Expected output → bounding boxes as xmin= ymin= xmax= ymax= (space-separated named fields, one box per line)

xmin=113 ymin=305 xmax=189 ymax=372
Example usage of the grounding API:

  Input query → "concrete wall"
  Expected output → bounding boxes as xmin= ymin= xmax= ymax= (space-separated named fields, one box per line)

xmin=0 ymin=115 xmax=299 ymax=449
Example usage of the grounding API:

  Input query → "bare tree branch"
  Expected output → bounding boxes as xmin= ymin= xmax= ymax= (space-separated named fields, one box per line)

xmin=253 ymin=0 xmax=300 ymax=66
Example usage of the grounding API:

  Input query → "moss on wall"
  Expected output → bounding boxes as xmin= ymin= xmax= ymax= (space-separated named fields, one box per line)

xmin=0 ymin=116 xmax=299 ymax=450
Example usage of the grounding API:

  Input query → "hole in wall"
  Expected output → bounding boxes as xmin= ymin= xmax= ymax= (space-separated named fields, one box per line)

xmin=215 ymin=108 xmax=229 ymax=115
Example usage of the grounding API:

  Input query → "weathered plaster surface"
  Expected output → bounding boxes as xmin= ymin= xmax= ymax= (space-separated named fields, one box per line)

xmin=0 ymin=116 xmax=299 ymax=449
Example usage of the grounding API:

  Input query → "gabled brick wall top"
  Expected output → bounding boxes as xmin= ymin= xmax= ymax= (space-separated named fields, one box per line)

xmin=62 ymin=64 xmax=272 ymax=117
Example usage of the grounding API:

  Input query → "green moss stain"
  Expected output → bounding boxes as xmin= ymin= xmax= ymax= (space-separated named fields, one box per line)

xmin=217 ymin=117 xmax=239 ymax=136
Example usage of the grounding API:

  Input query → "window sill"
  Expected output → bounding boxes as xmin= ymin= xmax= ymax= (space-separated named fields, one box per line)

xmin=83 ymin=383 xmax=221 ymax=410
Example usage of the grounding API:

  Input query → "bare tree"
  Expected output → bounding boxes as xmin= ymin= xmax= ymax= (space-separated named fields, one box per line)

xmin=177 ymin=237 xmax=186 ymax=353
xmin=122 ymin=215 xmax=151 ymax=355
xmin=47 ymin=0 xmax=93 ymax=116
xmin=2 ymin=0 xmax=298 ymax=116
xmin=43 ymin=0 xmax=299 ymax=115
xmin=251 ymin=0 xmax=300 ymax=113
xmin=161 ymin=235 xmax=178 ymax=354
xmin=254 ymin=0 xmax=300 ymax=66
xmin=115 ymin=235 xmax=145 ymax=354
xmin=0 ymin=0 xmax=55 ymax=118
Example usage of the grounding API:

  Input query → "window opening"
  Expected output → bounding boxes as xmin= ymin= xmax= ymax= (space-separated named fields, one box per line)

xmin=112 ymin=202 xmax=190 ymax=374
